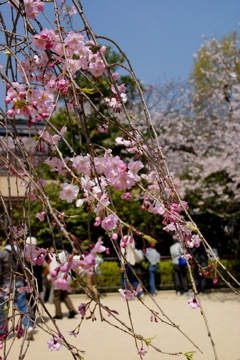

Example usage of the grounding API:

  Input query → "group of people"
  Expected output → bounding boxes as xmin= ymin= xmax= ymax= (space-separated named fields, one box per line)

xmin=120 ymin=237 xmax=210 ymax=298
xmin=0 ymin=234 xmax=210 ymax=340
xmin=120 ymin=240 xmax=161 ymax=298
xmin=0 ymin=237 xmax=78 ymax=340
xmin=0 ymin=241 xmax=34 ymax=339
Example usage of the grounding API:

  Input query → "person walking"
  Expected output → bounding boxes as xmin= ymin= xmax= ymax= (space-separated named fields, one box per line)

xmin=170 ymin=240 xmax=189 ymax=296
xmin=0 ymin=243 xmax=34 ymax=339
xmin=144 ymin=245 xmax=160 ymax=296
xmin=48 ymin=244 xmax=77 ymax=319
xmin=120 ymin=240 xmax=144 ymax=299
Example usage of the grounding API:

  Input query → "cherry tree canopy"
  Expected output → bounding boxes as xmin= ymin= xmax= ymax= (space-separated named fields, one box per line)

xmin=0 ymin=1 xmax=239 ymax=359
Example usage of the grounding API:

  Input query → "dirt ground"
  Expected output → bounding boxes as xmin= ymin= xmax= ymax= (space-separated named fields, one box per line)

xmin=5 ymin=289 xmax=240 ymax=360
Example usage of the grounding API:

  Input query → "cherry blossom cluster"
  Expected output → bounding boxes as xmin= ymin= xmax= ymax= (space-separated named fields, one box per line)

xmin=148 ymin=34 xmax=240 ymax=211
xmin=163 ymin=221 xmax=201 ymax=255
xmin=42 ymin=133 xmax=203 ymax=259
xmin=118 ymin=284 xmax=143 ymax=300
xmin=197 ymin=263 xmax=218 ymax=285
xmin=25 ymin=244 xmax=48 ymax=266
xmin=105 ymin=83 xmax=127 ymax=113
xmin=9 ymin=0 xmax=44 ymax=19
xmin=0 ymin=0 xmax=232 ymax=358
xmin=12 ymin=224 xmax=28 ymax=238
xmin=44 ymin=151 xmax=144 ymax=209
xmin=25 ymin=238 xmax=107 ymax=292
xmin=38 ymin=126 xmax=67 ymax=144
xmin=5 ymin=29 xmax=127 ymax=121
xmin=5 ymin=81 xmax=56 ymax=124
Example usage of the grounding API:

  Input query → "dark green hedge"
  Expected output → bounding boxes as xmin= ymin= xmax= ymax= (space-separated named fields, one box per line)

xmin=73 ymin=259 xmax=240 ymax=293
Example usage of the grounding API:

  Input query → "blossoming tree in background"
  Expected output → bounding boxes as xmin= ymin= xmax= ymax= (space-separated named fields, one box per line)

xmin=146 ymin=32 xmax=240 ymax=254
xmin=0 ymin=1 xmax=239 ymax=359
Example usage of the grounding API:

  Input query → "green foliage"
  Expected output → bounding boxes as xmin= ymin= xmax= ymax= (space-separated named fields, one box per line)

xmin=74 ymin=260 xmax=174 ymax=293
xmin=159 ymin=260 xmax=174 ymax=289
xmin=73 ymin=261 xmax=121 ymax=293
xmin=25 ymin=168 xmax=165 ymax=251
xmin=215 ymin=258 xmax=240 ymax=286
xmin=110 ymin=188 xmax=161 ymax=235
xmin=191 ymin=31 xmax=240 ymax=100
xmin=97 ymin=261 xmax=122 ymax=290
xmin=12 ymin=182 xmax=92 ymax=246
xmin=71 ymin=258 xmax=240 ymax=294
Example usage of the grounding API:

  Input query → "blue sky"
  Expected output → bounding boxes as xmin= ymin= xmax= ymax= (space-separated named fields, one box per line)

xmin=0 ymin=0 xmax=240 ymax=108
xmin=80 ymin=0 xmax=240 ymax=84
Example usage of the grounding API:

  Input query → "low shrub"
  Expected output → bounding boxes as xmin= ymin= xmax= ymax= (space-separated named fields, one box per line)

xmin=159 ymin=260 xmax=175 ymax=289
xmin=72 ymin=258 xmax=240 ymax=294
xmin=97 ymin=261 xmax=122 ymax=291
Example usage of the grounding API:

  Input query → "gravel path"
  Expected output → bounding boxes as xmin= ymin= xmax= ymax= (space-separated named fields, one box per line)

xmin=7 ymin=289 xmax=240 ymax=360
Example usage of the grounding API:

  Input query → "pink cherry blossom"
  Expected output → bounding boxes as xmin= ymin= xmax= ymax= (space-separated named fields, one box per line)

xmin=128 ymin=160 xmax=144 ymax=176
xmin=118 ymin=289 xmax=136 ymax=300
xmin=112 ymin=172 xmax=135 ymax=191
xmin=81 ymin=175 xmax=95 ymax=192
xmin=25 ymin=245 xmax=48 ymax=266
xmin=111 ymin=233 xmax=118 ymax=240
xmin=137 ymin=349 xmax=147 ymax=356
xmin=98 ymin=123 xmax=109 ymax=133
xmin=112 ymin=73 xmax=119 ymax=81
xmin=45 ymin=157 xmax=65 ymax=173
xmin=70 ymin=155 xmax=91 ymax=175
xmin=70 ymin=258 xmax=82 ymax=271
xmin=12 ymin=224 xmax=28 ymax=238
xmin=75 ymin=198 xmax=88 ymax=208
xmin=59 ymin=183 xmax=79 ymax=203
xmin=185 ymin=234 xmax=201 ymax=248
xmin=17 ymin=283 xmax=32 ymax=294
xmin=38 ymin=129 xmax=61 ymax=144
xmin=68 ymin=330 xmax=77 ymax=337
xmin=12 ymin=0 xmax=44 ymax=19
xmin=35 ymin=211 xmax=46 ymax=221
xmin=94 ymin=216 xmax=101 ymax=226
xmin=54 ymin=277 xmax=72 ymax=292
xmin=64 ymin=31 xmax=85 ymax=51
xmin=91 ymin=238 xmax=106 ymax=254
xmin=101 ymin=214 xmax=118 ymax=231
xmin=94 ymin=194 xmax=110 ymax=213
xmin=188 ymin=298 xmax=200 ymax=309
xmin=47 ymin=337 xmax=62 ymax=351
xmin=121 ymin=192 xmax=132 ymax=200
xmin=68 ymin=6 xmax=76 ymax=15
xmin=163 ymin=223 xmax=175 ymax=232
xmin=60 ymin=263 xmax=70 ymax=273
xmin=50 ymin=267 xmax=60 ymax=278
xmin=32 ymin=28 xmax=58 ymax=51
xmin=79 ymin=253 xmax=96 ymax=273
xmin=78 ymin=303 xmax=87 ymax=316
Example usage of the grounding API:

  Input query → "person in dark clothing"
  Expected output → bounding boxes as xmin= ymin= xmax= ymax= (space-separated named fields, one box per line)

xmin=170 ymin=240 xmax=190 ymax=296
xmin=193 ymin=244 xmax=208 ymax=295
